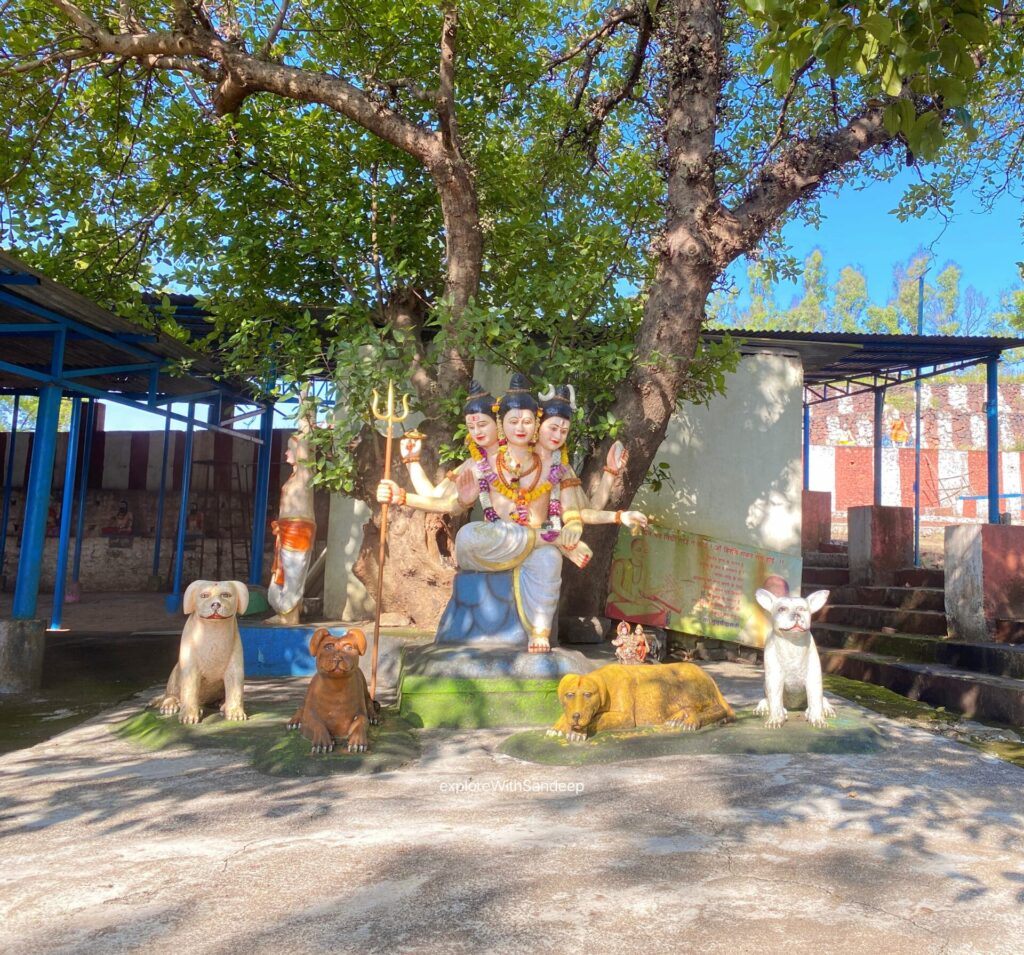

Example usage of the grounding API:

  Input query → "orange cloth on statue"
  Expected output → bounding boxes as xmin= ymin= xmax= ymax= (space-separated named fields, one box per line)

xmin=270 ymin=518 xmax=316 ymax=586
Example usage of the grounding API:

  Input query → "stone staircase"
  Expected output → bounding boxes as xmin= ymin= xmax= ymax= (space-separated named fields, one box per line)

xmin=804 ymin=548 xmax=1024 ymax=727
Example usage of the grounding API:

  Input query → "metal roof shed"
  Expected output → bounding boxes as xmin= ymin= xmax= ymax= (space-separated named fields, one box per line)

xmin=705 ymin=327 xmax=1024 ymax=559
xmin=0 ymin=251 xmax=275 ymax=631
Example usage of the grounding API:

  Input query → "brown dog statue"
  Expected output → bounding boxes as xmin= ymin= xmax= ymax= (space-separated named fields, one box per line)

xmin=287 ymin=627 xmax=379 ymax=753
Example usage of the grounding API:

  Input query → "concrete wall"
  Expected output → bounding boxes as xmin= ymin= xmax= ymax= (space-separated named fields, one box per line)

xmin=2 ymin=534 xmax=275 ymax=593
xmin=0 ymin=427 xmax=328 ymax=593
xmin=632 ymin=352 xmax=804 ymax=556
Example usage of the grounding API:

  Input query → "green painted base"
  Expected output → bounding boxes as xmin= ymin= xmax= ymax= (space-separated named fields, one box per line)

xmin=499 ymin=707 xmax=889 ymax=765
xmin=398 ymin=675 xmax=563 ymax=728
xmin=113 ymin=705 xmax=420 ymax=776
xmin=243 ymin=590 xmax=270 ymax=616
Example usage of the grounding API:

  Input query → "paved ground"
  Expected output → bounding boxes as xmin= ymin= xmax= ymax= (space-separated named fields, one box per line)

xmin=2 ymin=661 xmax=1023 ymax=954
xmin=0 ymin=591 xmax=181 ymax=634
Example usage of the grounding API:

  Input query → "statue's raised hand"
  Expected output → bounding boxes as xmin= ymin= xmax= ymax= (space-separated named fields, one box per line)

xmin=606 ymin=441 xmax=627 ymax=477
xmin=400 ymin=434 xmax=422 ymax=464
xmin=456 ymin=467 xmax=479 ymax=508
xmin=620 ymin=510 xmax=648 ymax=530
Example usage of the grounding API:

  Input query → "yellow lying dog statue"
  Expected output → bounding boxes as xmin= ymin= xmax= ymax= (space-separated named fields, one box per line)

xmin=548 ymin=662 xmax=734 ymax=742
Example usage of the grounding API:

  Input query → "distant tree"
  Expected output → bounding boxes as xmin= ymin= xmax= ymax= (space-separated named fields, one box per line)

xmin=785 ymin=250 xmax=829 ymax=331
xmin=0 ymin=397 xmax=74 ymax=431
xmin=832 ymin=265 xmax=869 ymax=332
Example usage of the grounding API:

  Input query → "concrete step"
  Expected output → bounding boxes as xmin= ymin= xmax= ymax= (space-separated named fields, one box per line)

xmin=815 ymin=624 xmax=1024 ymax=680
xmin=827 ymin=586 xmax=945 ymax=613
xmin=803 ymin=566 xmax=850 ymax=587
xmin=894 ymin=567 xmax=945 ymax=588
xmin=820 ymin=648 xmax=1024 ymax=726
xmin=816 ymin=603 xmax=947 ymax=636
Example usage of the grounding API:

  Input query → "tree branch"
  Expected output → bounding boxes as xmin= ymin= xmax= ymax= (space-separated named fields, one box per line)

xmin=583 ymin=3 xmax=653 ymax=133
xmin=260 ymin=0 xmax=291 ymax=57
xmin=437 ymin=6 xmax=459 ymax=154
xmin=760 ymin=56 xmax=814 ymax=161
xmin=42 ymin=0 xmax=439 ymax=161
xmin=546 ymin=5 xmax=640 ymax=70
xmin=714 ymin=106 xmax=895 ymax=267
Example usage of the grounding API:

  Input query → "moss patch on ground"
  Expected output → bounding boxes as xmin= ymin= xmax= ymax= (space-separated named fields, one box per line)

xmin=114 ymin=705 xmax=420 ymax=777
xmin=499 ymin=706 xmax=887 ymax=766
xmin=824 ymin=674 xmax=1024 ymax=769
xmin=823 ymin=675 xmax=961 ymax=724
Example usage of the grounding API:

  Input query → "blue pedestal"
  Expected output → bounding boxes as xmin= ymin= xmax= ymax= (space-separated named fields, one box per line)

xmin=240 ymin=624 xmax=353 ymax=677
xmin=436 ymin=570 xmax=529 ymax=646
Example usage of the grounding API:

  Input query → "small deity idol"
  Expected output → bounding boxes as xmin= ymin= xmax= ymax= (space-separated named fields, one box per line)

xmin=613 ymin=619 xmax=649 ymax=665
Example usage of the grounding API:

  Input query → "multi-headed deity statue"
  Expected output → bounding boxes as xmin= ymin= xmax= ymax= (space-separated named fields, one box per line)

xmin=376 ymin=373 xmax=646 ymax=652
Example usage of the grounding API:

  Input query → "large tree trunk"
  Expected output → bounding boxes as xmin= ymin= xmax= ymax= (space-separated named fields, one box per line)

xmin=348 ymin=415 xmax=461 ymax=626
xmin=561 ymin=0 xmax=723 ymax=618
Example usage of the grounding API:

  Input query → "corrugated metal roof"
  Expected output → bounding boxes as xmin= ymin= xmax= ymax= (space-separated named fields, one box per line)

xmin=0 ymin=250 xmax=255 ymax=403
xmin=703 ymin=328 xmax=1024 ymax=398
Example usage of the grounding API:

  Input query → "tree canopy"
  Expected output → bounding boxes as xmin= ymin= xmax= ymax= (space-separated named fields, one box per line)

xmin=3 ymin=1 xmax=1024 ymax=610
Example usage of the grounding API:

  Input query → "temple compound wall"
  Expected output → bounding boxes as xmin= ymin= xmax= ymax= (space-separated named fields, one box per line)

xmin=0 ymin=427 xmax=328 ymax=591
xmin=807 ymin=381 xmax=1024 ymax=521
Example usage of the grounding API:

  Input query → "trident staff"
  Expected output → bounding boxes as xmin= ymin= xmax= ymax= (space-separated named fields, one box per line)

xmin=370 ymin=381 xmax=410 ymax=700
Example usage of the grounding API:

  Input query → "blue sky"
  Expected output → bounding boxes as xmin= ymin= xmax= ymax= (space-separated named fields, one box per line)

xmin=744 ymin=168 xmax=1024 ymax=314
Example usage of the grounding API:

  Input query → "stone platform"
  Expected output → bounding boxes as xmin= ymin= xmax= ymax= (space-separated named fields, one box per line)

xmin=398 ymin=642 xmax=596 ymax=729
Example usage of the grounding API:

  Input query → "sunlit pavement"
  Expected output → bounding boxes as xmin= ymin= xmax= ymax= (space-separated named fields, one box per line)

xmin=1 ymin=661 xmax=1023 ymax=954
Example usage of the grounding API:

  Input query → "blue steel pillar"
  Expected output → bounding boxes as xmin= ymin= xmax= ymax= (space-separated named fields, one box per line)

xmin=50 ymin=397 xmax=82 ymax=629
xmin=249 ymin=406 xmax=274 ymax=585
xmin=151 ymin=414 xmax=171 ymax=578
xmin=12 ymin=385 xmax=62 ymax=619
xmin=873 ymin=388 xmax=885 ymax=506
xmin=987 ymin=356 xmax=1000 ymax=524
xmin=166 ymin=405 xmax=196 ymax=613
xmin=71 ymin=399 xmax=96 ymax=586
xmin=914 ymin=274 xmax=924 ymax=567
xmin=802 ymin=402 xmax=810 ymax=491
xmin=0 ymin=394 xmax=20 ymax=583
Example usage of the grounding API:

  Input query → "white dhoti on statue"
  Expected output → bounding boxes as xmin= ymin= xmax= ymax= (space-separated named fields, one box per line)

xmin=268 ymin=518 xmax=316 ymax=617
xmin=455 ymin=521 xmax=563 ymax=638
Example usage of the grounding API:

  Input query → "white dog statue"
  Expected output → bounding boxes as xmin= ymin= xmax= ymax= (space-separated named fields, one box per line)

xmin=152 ymin=579 xmax=249 ymax=724
xmin=754 ymin=588 xmax=835 ymax=729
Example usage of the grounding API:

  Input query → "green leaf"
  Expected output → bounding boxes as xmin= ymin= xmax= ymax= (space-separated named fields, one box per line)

xmin=862 ymin=14 xmax=892 ymax=45
xmin=935 ymin=75 xmax=967 ymax=108
xmin=882 ymin=102 xmax=901 ymax=135
xmin=880 ymin=58 xmax=903 ymax=97
xmin=952 ymin=13 xmax=988 ymax=45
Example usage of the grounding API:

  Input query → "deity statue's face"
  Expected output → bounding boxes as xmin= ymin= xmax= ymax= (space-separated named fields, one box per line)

xmin=502 ymin=409 xmax=537 ymax=449
xmin=537 ymin=415 xmax=570 ymax=454
xmin=465 ymin=413 xmax=498 ymax=450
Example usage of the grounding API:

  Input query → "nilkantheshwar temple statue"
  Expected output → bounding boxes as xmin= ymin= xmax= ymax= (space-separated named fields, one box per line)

xmin=267 ymin=423 xmax=317 ymax=625
xmin=376 ymin=374 xmax=646 ymax=652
